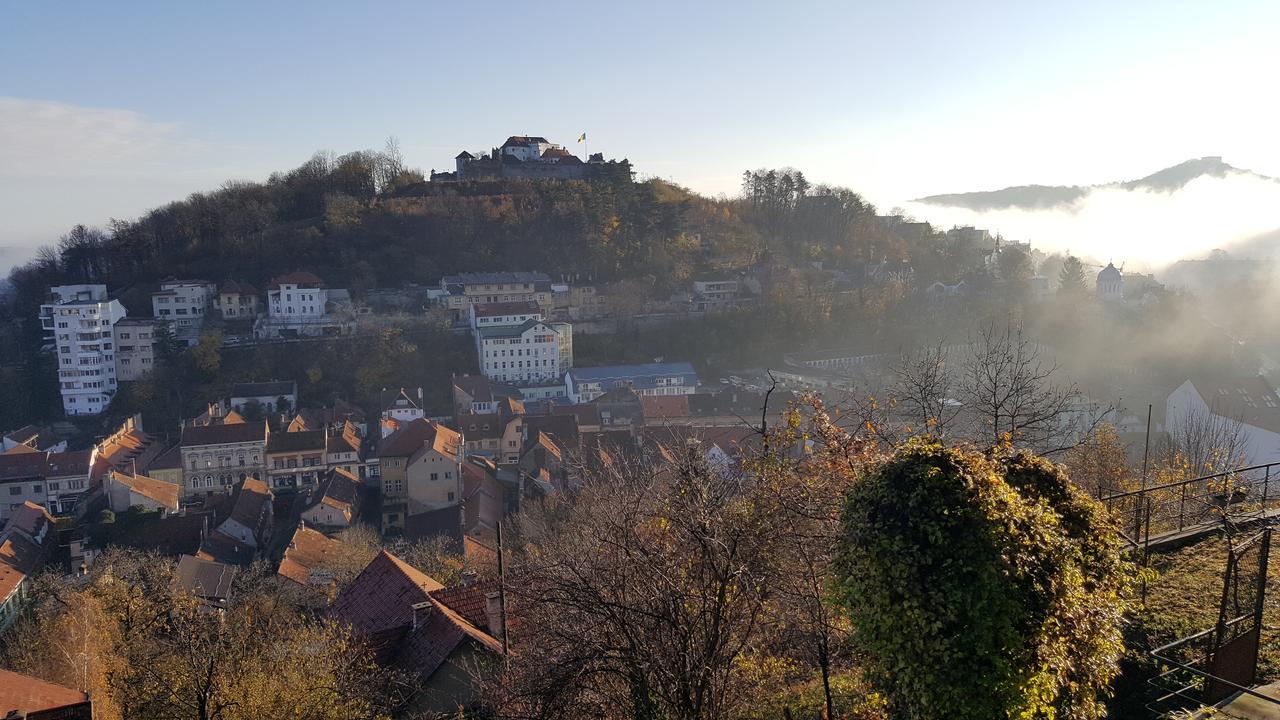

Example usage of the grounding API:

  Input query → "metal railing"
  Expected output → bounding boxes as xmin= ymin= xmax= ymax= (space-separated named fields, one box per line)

xmin=1102 ymin=462 xmax=1280 ymax=547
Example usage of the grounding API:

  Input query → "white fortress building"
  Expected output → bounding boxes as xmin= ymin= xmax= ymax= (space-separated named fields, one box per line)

xmin=40 ymin=285 xmax=128 ymax=415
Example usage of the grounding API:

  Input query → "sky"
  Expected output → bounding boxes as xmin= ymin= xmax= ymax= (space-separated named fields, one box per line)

xmin=2 ymin=0 xmax=1278 ymax=270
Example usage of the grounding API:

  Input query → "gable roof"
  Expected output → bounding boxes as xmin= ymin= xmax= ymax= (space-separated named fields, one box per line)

xmin=226 ymin=478 xmax=273 ymax=529
xmin=0 ymin=533 xmax=44 ymax=601
xmin=403 ymin=506 xmax=464 ymax=549
xmin=502 ymin=136 xmax=549 ymax=147
xmin=0 ymin=668 xmax=89 ymax=714
xmin=522 ymin=414 xmax=580 ymax=450
xmin=378 ymin=419 xmax=460 ymax=459
xmin=267 ymin=271 xmax=325 ymax=290
xmin=1183 ymin=376 xmax=1280 ymax=433
xmin=640 ymin=395 xmax=691 ymax=419
xmin=278 ymin=524 xmax=346 ymax=587
xmin=0 ymin=451 xmax=51 ymax=481
xmin=148 ymin=444 xmax=182 ymax=471
xmin=429 ymin=578 xmax=500 ymax=631
xmin=267 ymin=429 xmax=326 ymax=454
xmin=181 ymin=421 xmax=267 ymax=447
xmin=329 ymin=550 xmax=446 ymax=637
xmin=5 ymin=502 xmax=54 ymax=539
xmin=309 ymin=468 xmax=360 ymax=516
xmin=176 ymin=554 xmax=236 ymax=602
xmin=109 ymin=471 xmax=180 ymax=511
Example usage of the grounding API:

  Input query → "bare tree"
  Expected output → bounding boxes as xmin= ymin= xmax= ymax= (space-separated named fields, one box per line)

xmin=1163 ymin=402 xmax=1248 ymax=478
xmin=491 ymin=448 xmax=781 ymax=720
xmin=893 ymin=341 xmax=961 ymax=439
xmin=959 ymin=323 xmax=1100 ymax=453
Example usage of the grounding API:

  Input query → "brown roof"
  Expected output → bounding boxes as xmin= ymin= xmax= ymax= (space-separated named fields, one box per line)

xmin=0 ymin=451 xmax=51 ymax=481
xmin=47 ymin=449 xmax=92 ymax=479
xmin=0 ymin=668 xmax=88 ymax=714
xmin=0 ymin=533 xmax=44 ymax=600
xmin=456 ymin=413 xmax=511 ymax=442
xmin=181 ymin=421 xmax=267 ymax=447
xmin=220 ymin=280 xmax=257 ymax=295
xmin=267 ymin=429 xmax=326 ymax=454
xmin=148 ymin=444 xmax=182 ymax=471
xmin=1 ymin=444 xmax=39 ymax=456
xmin=278 ymin=524 xmax=345 ymax=587
xmin=329 ymin=551 xmax=446 ymax=637
xmin=522 ymin=414 xmax=579 ymax=449
xmin=226 ymin=477 xmax=273 ymax=529
xmin=267 ymin=271 xmax=325 ymax=290
xmin=326 ymin=424 xmax=362 ymax=455
xmin=378 ymin=419 xmax=461 ymax=459
xmin=176 ymin=554 xmax=236 ymax=602
xmin=311 ymin=468 xmax=360 ymax=515
xmin=429 ymin=578 xmax=499 ymax=630
xmin=391 ymin=595 xmax=504 ymax=681
xmin=6 ymin=501 xmax=54 ymax=538
xmin=110 ymin=470 xmax=180 ymax=510
xmin=472 ymin=300 xmax=541 ymax=318
xmin=552 ymin=403 xmax=601 ymax=426
xmin=640 ymin=395 xmax=691 ymax=419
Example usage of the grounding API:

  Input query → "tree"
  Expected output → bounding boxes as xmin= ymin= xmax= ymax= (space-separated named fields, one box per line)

xmin=191 ymin=330 xmax=223 ymax=376
xmin=833 ymin=442 xmax=1131 ymax=720
xmin=893 ymin=341 xmax=961 ymax=439
xmin=996 ymin=244 xmax=1033 ymax=286
xmin=1058 ymin=254 xmax=1087 ymax=297
xmin=959 ymin=323 xmax=1096 ymax=452
xmin=492 ymin=449 xmax=782 ymax=719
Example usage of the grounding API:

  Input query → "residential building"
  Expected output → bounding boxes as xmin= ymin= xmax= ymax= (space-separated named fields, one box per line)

xmin=105 ymin=470 xmax=180 ymax=514
xmin=113 ymin=317 xmax=157 ymax=381
xmin=327 ymin=551 xmax=502 ymax=716
xmin=257 ymin=271 xmax=353 ymax=338
xmin=476 ymin=317 xmax=572 ymax=386
xmin=2 ymin=425 xmax=66 ymax=454
xmin=468 ymin=300 xmax=543 ymax=331
xmin=440 ymin=271 xmax=553 ymax=316
xmin=551 ymin=283 xmax=608 ymax=320
xmin=215 ymin=280 xmax=260 ymax=319
xmin=266 ymin=429 xmax=327 ymax=490
xmin=377 ymin=419 xmax=463 ymax=530
xmin=0 ymin=669 xmax=92 ymax=719
xmin=151 ymin=279 xmax=216 ymax=335
xmin=1166 ymin=376 xmax=1280 ymax=468
xmin=41 ymin=284 xmax=127 ymax=415
xmin=230 ymin=380 xmax=298 ymax=416
xmin=147 ymin=445 xmax=183 ymax=487
xmin=289 ymin=400 xmax=368 ymax=436
xmin=176 ymin=554 xmax=236 ymax=612
xmin=382 ymin=388 xmax=426 ymax=434
xmin=43 ymin=450 xmax=92 ymax=516
xmin=457 ymin=407 xmax=523 ymax=463
xmin=301 ymin=467 xmax=361 ymax=529
xmin=0 ymin=502 xmax=57 ymax=631
xmin=451 ymin=375 xmax=522 ymax=416
xmin=325 ymin=422 xmax=364 ymax=476
xmin=0 ymin=452 xmax=54 ymax=526
xmin=198 ymin=477 xmax=273 ymax=565
xmin=179 ymin=421 xmax=269 ymax=499
xmin=691 ymin=277 xmax=741 ymax=311
xmin=278 ymin=523 xmax=345 ymax=591
xmin=566 ymin=362 xmax=700 ymax=403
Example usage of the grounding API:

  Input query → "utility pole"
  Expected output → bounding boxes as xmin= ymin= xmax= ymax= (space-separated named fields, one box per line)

xmin=496 ymin=520 xmax=510 ymax=656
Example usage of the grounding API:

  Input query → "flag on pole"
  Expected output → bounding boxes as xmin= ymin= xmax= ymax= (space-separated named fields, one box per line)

xmin=577 ymin=132 xmax=587 ymax=143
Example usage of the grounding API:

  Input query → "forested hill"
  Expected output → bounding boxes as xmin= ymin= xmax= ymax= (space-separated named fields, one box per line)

xmin=2 ymin=150 xmax=930 ymax=322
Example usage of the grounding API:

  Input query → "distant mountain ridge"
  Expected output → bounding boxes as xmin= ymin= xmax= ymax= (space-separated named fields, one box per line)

xmin=915 ymin=157 xmax=1279 ymax=211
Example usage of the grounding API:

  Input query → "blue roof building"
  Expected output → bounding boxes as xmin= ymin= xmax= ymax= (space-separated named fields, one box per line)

xmin=566 ymin=363 xmax=700 ymax=403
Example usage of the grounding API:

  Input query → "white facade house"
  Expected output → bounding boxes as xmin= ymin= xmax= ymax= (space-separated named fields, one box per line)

xmin=475 ymin=316 xmax=572 ymax=387
xmin=151 ymin=280 xmax=216 ymax=332
xmin=40 ymin=285 xmax=127 ymax=415
xmin=440 ymin=272 xmax=553 ymax=315
xmin=1166 ymin=377 xmax=1280 ymax=468
xmin=114 ymin=318 xmax=157 ymax=382
xmin=257 ymin=271 xmax=353 ymax=339
xmin=268 ymin=272 xmax=328 ymax=319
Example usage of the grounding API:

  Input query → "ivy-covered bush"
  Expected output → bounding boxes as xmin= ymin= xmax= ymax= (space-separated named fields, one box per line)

xmin=833 ymin=441 xmax=1131 ymax=719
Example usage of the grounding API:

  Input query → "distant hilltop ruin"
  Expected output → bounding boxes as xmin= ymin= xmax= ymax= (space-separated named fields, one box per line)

xmin=430 ymin=135 xmax=633 ymax=183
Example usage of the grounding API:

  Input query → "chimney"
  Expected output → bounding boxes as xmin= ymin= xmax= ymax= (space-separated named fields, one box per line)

xmin=410 ymin=600 xmax=433 ymax=631
xmin=484 ymin=591 xmax=503 ymax=636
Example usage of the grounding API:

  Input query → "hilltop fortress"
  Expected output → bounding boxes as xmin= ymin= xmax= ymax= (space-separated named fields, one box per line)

xmin=431 ymin=135 xmax=633 ymax=183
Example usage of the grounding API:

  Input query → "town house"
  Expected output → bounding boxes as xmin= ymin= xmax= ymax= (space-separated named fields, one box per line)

xmin=377 ymin=419 xmax=463 ymax=531
xmin=179 ymin=421 xmax=269 ymax=499
xmin=266 ymin=429 xmax=327 ymax=490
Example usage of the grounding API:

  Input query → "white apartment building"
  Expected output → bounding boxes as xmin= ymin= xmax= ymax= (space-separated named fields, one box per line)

xmin=475 ymin=318 xmax=572 ymax=386
xmin=268 ymin=271 xmax=328 ymax=318
xmin=114 ymin=318 xmax=157 ymax=381
xmin=151 ymin=279 xmax=216 ymax=332
xmin=40 ymin=285 xmax=127 ymax=415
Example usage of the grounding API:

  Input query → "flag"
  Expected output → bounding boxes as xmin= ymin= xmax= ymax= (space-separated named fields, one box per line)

xmin=577 ymin=132 xmax=586 ymax=143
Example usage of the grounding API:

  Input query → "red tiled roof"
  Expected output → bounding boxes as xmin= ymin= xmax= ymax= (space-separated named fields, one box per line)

xmin=267 ymin=271 xmax=325 ymax=290
xmin=110 ymin=470 xmax=179 ymax=510
xmin=181 ymin=421 xmax=267 ymax=448
xmin=640 ymin=395 xmax=691 ymax=419
xmin=472 ymin=300 xmax=541 ymax=318
xmin=0 ymin=668 xmax=88 ymax=714
xmin=278 ymin=524 xmax=345 ymax=587
xmin=329 ymin=551 xmax=445 ymax=637
xmin=6 ymin=501 xmax=53 ymax=538
xmin=0 ymin=533 xmax=44 ymax=601
xmin=429 ymin=578 xmax=499 ymax=630
xmin=377 ymin=419 xmax=460 ymax=459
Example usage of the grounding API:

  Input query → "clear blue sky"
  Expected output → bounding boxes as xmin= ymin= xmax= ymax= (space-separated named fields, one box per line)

xmin=2 ymin=0 xmax=1277 ymax=263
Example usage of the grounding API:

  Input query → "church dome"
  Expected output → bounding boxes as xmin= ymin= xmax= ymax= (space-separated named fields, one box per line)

xmin=1097 ymin=263 xmax=1121 ymax=283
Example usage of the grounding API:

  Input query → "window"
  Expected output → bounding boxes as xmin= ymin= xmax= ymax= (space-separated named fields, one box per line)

xmin=447 ymin=492 xmax=455 ymax=502
xmin=430 ymin=472 xmax=438 ymax=481
xmin=8 ymin=487 xmax=20 ymax=496
xmin=32 ymin=484 xmax=42 ymax=493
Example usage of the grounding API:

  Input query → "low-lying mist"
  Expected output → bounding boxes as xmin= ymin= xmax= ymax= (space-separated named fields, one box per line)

xmin=905 ymin=171 xmax=1280 ymax=270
